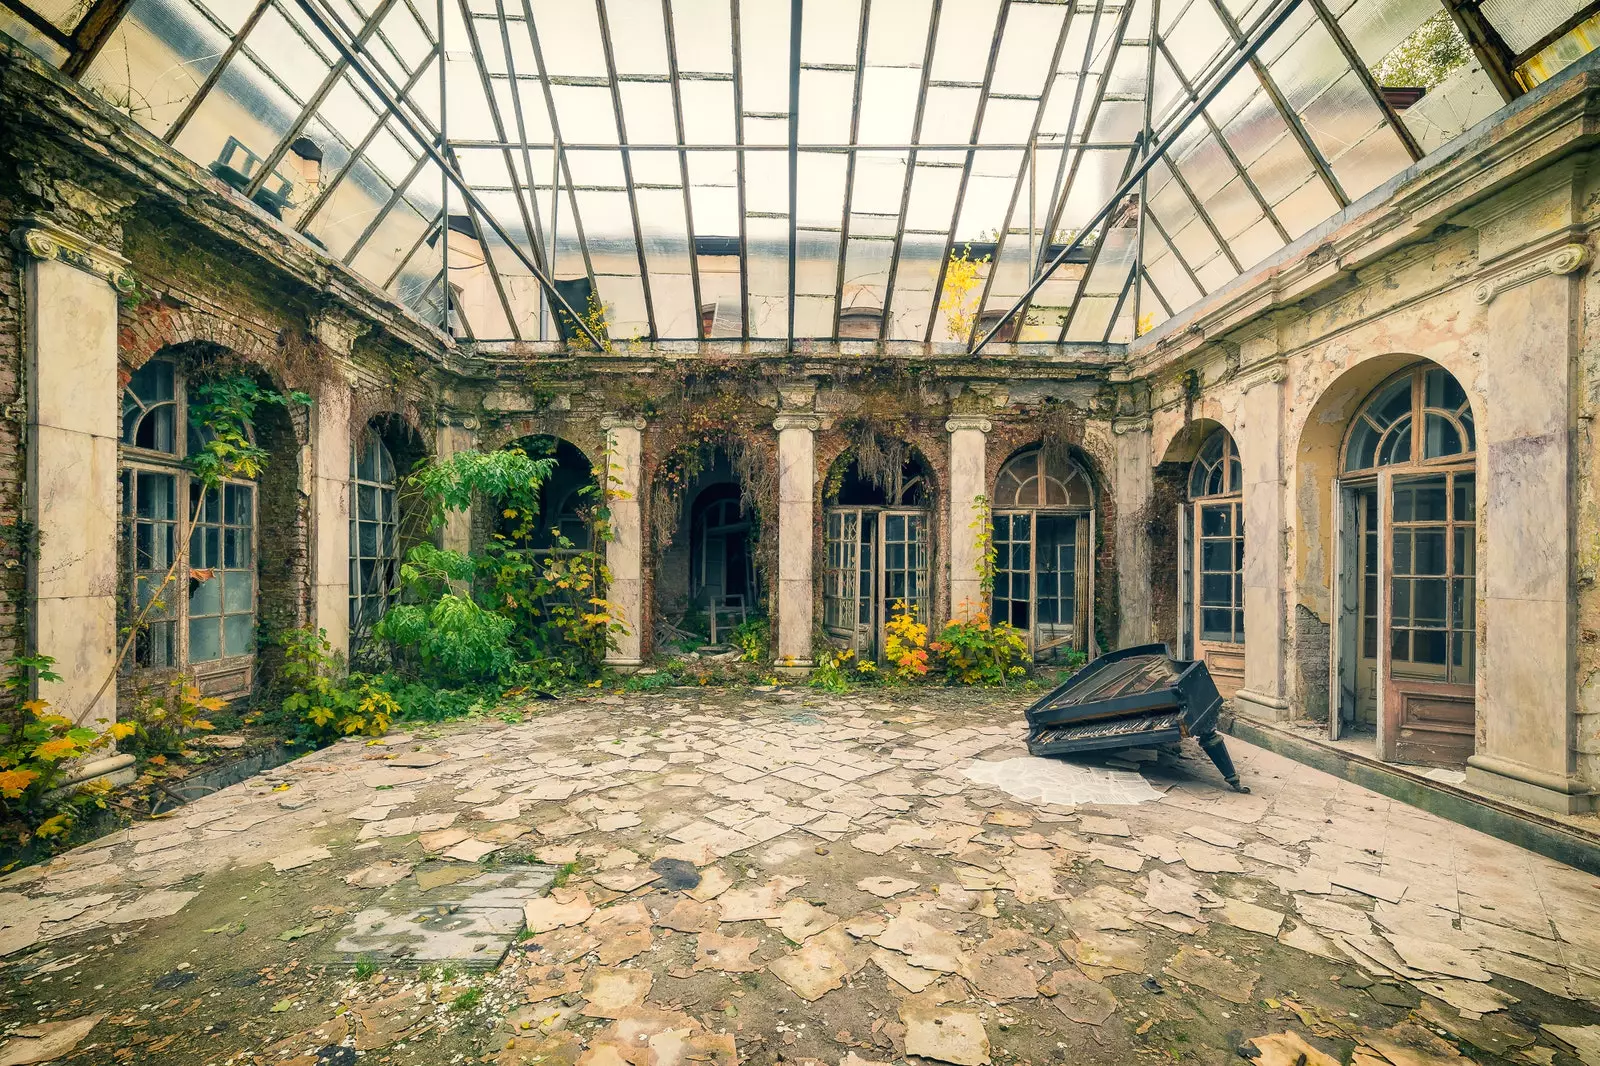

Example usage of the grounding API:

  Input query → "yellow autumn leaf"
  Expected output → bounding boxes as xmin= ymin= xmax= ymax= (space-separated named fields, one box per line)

xmin=199 ymin=697 xmax=228 ymax=712
xmin=21 ymin=699 xmax=49 ymax=715
xmin=108 ymin=722 xmax=138 ymax=740
xmin=35 ymin=813 xmax=73 ymax=838
xmin=0 ymin=768 xmax=39 ymax=798
xmin=31 ymin=738 xmax=79 ymax=761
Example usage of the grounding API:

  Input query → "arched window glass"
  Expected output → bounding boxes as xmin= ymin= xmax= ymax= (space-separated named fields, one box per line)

xmin=1344 ymin=366 xmax=1475 ymax=473
xmin=350 ymin=428 xmax=399 ymax=639
xmin=119 ymin=358 xmax=257 ymax=685
xmin=122 ymin=360 xmax=178 ymax=454
xmin=994 ymin=448 xmax=1093 ymax=509
xmin=1187 ymin=430 xmax=1241 ymax=499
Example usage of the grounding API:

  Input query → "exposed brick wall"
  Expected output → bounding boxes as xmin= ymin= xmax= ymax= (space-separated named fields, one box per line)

xmin=0 ymin=196 xmax=28 ymax=675
xmin=1149 ymin=462 xmax=1187 ymax=651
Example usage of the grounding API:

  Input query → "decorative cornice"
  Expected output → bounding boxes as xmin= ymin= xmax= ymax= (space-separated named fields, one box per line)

xmin=1472 ymin=242 xmax=1590 ymax=304
xmin=12 ymin=218 xmax=135 ymax=293
xmin=601 ymin=415 xmax=647 ymax=432
xmin=773 ymin=413 xmax=822 ymax=432
xmin=945 ymin=416 xmax=992 ymax=434
xmin=1111 ymin=416 xmax=1151 ymax=436
xmin=1237 ymin=363 xmax=1287 ymax=393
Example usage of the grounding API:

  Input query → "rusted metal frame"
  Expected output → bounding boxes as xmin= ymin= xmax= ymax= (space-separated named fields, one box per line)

xmin=342 ymin=150 xmax=431 ymax=263
xmin=1102 ymin=258 xmax=1137 ymax=341
xmin=1007 ymin=0 xmax=1134 ymax=342
xmin=1033 ymin=0 xmax=1110 ymax=278
xmin=382 ymin=208 xmax=442 ymax=288
xmin=920 ymin=0 xmax=1014 ymax=344
xmin=1132 ymin=0 xmax=1159 ymax=339
xmin=497 ymin=0 xmax=553 ymax=336
xmin=971 ymin=0 xmax=1302 ymax=355
xmin=293 ymin=0 xmax=602 ymax=346
xmin=163 ymin=0 xmax=274 ymax=143
xmin=787 ymin=0 xmax=802 ymax=347
xmin=446 ymin=146 xmax=524 ymax=340
xmin=1437 ymin=0 xmax=1519 ymax=100
xmin=1306 ymin=0 xmax=1421 ymax=161
xmin=595 ymin=0 xmax=659 ymax=340
xmin=246 ymin=0 xmax=402 ymax=198
xmin=1154 ymin=35 xmax=1289 ymax=243
xmin=830 ymin=0 xmax=872 ymax=337
xmin=62 ymin=0 xmax=139 ymax=76
xmin=1140 ymin=265 xmax=1175 ymax=317
xmin=294 ymin=43 xmax=437 ymax=231
xmin=877 ymin=0 xmax=944 ymax=344
xmin=730 ymin=0 xmax=750 ymax=335
xmin=1054 ymin=136 xmax=1141 ymax=342
xmin=438 ymin=4 xmax=526 ymax=339
xmin=1204 ymin=0 xmax=1348 ymax=208
xmin=520 ymin=0 xmax=598 ymax=289
xmin=1162 ymin=149 xmax=1244 ymax=273
xmin=457 ymin=2 xmax=541 ymax=266
xmin=660 ymin=0 xmax=707 ymax=339
xmin=961 ymin=3 xmax=1101 ymax=347
xmin=1514 ymin=0 xmax=1600 ymax=64
xmin=438 ymin=0 xmax=448 ymax=331
xmin=3 ymin=0 xmax=74 ymax=50
xmin=1140 ymin=198 xmax=1205 ymax=294
xmin=445 ymin=139 xmax=1143 ymax=150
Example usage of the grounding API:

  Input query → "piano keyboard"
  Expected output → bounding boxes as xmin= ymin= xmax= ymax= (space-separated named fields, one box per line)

xmin=1028 ymin=710 xmax=1183 ymax=749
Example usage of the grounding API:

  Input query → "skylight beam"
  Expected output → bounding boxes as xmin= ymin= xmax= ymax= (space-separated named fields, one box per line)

xmin=595 ymin=0 xmax=660 ymax=341
xmin=879 ymin=0 xmax=943 ymax=344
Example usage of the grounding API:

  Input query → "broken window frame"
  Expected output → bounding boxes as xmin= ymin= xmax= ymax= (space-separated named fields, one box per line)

xmin=119 ymin=358 xmax=260 ymax=697
xmin=991 ymin=446 xmax=1096 ymax=657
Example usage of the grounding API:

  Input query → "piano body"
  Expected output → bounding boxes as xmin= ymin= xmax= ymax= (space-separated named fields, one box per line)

xmin=1023 ymin=643 xmax=1249 ymax=792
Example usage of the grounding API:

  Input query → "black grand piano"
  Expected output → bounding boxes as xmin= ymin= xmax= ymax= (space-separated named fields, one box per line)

xmin=1023 ymin=643 xmax=1249 ymax=792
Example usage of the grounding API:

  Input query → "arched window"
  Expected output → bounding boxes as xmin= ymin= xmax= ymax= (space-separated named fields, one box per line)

xmin=994 ymin=447 xmax=1095 ymax=509
xmin=1180 ymin=429 xmax=1245 ymax=693
xmin=1331 ymin=362 xmax=1477 ymax=766
xmin=822 ymin=447 xmax=934 ymax=658
xmin=119 ymin=359 xmax=257 ymax=690
xmin=350 ymin=428 xmax=398 ymax=639
xmin=1344 ymin=365 xmax=1475 ymax=472
xmin=991 ymin=446 xmax=1095 ymax=656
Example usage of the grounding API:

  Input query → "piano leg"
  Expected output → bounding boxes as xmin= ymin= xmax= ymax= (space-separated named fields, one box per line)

xmin=1197 ymin=732 xmax=1250 ymax=793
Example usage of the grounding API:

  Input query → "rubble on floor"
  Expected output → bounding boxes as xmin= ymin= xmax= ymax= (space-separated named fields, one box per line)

xmin=2 ymin=688 xmax=1599 ymax=1066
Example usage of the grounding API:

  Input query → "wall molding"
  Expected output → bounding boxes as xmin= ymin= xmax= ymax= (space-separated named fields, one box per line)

xmin=772 ymin=413 xmax=822 ymax=432
xmin=1472 ymin=242 xmax=1590 ymax=304
xmin=945 ymin=416 xmax=992 ymax=434
xmin=12 ymin=217 xmax=135 ymax=293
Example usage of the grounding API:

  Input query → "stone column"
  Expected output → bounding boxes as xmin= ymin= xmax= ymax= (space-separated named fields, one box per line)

xmin=773 ymin=413 xmax=821 ymax=669
xmin=16 ymin=220 xmax=130 ymax=732
xmin=1112 ymin=417 xmax=1153 ymax=646
xmin=435 ymin=421 xmax=477 ymax=555
xmin=310 ymin=380 xmax=352 ymax=663
xmin=602 ymin=416 xmax=645 ymax=668
xmin=1230 ymin=367 xmax=1290 ymax=720
xmin=1467 ymin=245 xmax=1590 ymax=812
xmin=945 ymin=416 xmax=991 ymax=619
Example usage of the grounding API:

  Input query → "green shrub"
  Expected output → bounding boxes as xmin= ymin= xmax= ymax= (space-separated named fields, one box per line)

xmin=929 ymin=613 xmax=1030 ymax=686
xmin=728 ymin=617 xmax=770 ymax=663
xmin=278 ymin=627 xmax=398 ymax=743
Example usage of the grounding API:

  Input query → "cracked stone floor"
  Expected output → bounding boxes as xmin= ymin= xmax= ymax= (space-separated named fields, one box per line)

xmin=3 ymin=687 xmax=1600 ymax=1066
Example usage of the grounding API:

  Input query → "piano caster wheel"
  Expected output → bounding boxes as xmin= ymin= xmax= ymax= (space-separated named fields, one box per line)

xmin=1226 ymin=778 xmax=1251 ymax=794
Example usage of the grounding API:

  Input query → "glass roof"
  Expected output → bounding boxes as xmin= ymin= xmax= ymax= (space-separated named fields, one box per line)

xmin=3 ymin=0 xmax=1593 ymax=344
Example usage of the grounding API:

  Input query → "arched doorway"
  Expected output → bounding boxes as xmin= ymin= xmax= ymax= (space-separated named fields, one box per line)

xmin=1181 ymin=428 xmax=1246 ymax=697
xmin=496 ymin=436 xmax=596 ymax=552
xmin=992 ymin=445 xmax=1096 ymax=658
xmin=349 ymin=415 xmax=428 ymax=658
xmin=822 ymin=447 xmax=933 ymax=659
xmin=690 ymin=482 xmax=754 ymax=611
xmin=1331 ymin=362 xmax=1476 ymax=766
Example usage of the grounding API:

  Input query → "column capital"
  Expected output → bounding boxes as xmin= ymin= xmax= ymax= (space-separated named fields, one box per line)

xmin=310 ymin=307 xmax=371 ymax=358
xmin=945 ymin=416 xmax=991 ymax=434
xmin=773 ymin=413 xmax=821 ymax=432
xmin=12 ymin=217 xmax=135 ymax=294
xmin=1473 ymin=241 xmax=1590 ymax=305
xmin=601 ymin=414 xmax=647 ymax=432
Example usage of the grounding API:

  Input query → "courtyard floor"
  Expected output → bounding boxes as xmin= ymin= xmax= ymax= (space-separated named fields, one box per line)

xmin=2 ymin=687 xmax=1600 ymax=1066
